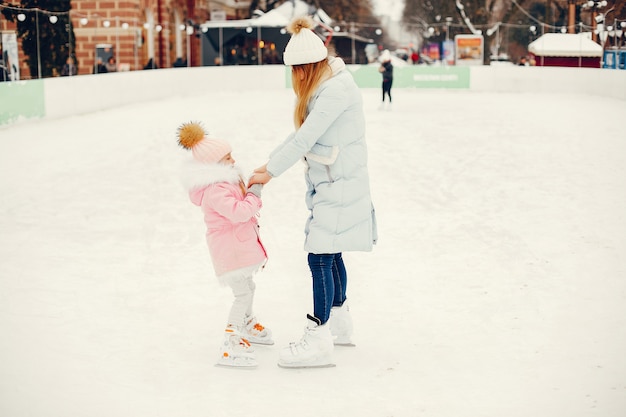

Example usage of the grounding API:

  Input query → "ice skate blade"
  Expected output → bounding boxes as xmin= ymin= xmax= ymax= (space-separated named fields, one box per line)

xmin=333 ymin=336 xmax=355 ymax=346
xmin=215 ymin=362 xmax=258 ymax=370
xmin=277 ymin=362 xmax=336 ymax=369
xmin=247 ymin=338 xmax=275 ymax=346
xmin=215 ymin=356 xmax=258 ymax=369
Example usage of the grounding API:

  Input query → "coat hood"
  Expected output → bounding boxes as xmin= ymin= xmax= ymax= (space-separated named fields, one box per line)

xmin=328 ymin=56 xmax=346 ymax=76
xmin=180 ymin=159 xmax=244 ymax=206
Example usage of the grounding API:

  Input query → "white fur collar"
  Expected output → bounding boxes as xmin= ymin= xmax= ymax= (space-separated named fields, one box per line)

xmin=180 ymin=158 xmax=243 ymax=191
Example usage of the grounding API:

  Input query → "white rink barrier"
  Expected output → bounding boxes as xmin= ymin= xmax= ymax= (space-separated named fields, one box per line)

xmin=1 ymin=64 xmax=624 ymax=126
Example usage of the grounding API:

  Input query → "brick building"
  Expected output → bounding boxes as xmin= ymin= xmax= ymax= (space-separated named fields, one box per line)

xmin=1 ymin=0 xmax=253 ymax=78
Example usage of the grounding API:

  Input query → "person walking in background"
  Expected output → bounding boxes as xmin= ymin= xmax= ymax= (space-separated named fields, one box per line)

xmin=61 ymin=57 xmax=77 ymax=76
xmin=177 ymin=122 xmax=272 ymax=368
xmin=143 ymin=58 xmax=158 ymax=70
xmin=93 ymin=57 xmax=107 ymax=74
xmin=378 ymin=49 xmax=393 ymax=110
xmin=105 ymin=56 xmax=117 ymax=72
xmin=249 ymin=16 xmax=377 ymax=369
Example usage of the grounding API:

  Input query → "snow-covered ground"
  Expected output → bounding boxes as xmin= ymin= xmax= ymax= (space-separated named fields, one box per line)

xmin=1 ymin=86 xmax=625 ymax=417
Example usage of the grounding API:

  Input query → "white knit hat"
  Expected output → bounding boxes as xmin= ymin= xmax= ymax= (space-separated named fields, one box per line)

xmin=177 ymin=122 xmax=232 ymax=164
xmin=283 ymin=16 xmax=327 ymax=66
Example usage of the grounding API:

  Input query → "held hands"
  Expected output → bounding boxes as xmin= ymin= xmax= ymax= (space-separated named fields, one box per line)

xmin=248 ymin=164 xmax=272 ymax=187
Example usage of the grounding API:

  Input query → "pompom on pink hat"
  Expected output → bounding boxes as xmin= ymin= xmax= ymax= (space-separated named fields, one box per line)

xmin=176 ymin=121 xmax=231 ymax=163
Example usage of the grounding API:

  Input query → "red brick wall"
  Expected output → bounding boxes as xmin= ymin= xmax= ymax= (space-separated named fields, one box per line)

xmin=72 ymin=0 xmax=149 ymax=74
xmin=2 ymin=0 xmax=211 ymax=78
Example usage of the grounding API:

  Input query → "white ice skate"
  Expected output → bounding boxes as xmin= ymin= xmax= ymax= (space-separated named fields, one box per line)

xmin=278 ymin=315 xmax=335 ymax=369
xmin=330 ymin=302 xmax=355 ymax=346
xmin=242 ymin=315 xmax=274 ymax=345
xmin=216 ymin=326 xmax=257 ymax=368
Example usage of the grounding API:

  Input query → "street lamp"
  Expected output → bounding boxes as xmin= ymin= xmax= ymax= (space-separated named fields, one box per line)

xmin=486 ymin=22 xmax=502 ymax=58
xmin=186 ymin=25 xmax=194 ymax=67
xmin=351 ymin=21 xmax=356 ymax=64
xmin=35 ymin=9 xmax=41 ymax=78
xmin=596 ymin=7 xmax=615 ymax=48
xmin=583 ymin=0 xmax=608 ymax=42
xmin=103 ymin=17 xmax=121 ymax=66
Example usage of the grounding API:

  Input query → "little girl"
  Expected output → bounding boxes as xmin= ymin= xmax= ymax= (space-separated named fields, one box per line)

xmin=177 ymin=121 xmax=272 ymax=368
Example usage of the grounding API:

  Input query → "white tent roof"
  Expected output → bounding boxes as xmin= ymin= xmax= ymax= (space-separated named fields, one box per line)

xmin=253 ymin=0 xmax=332 ymax=26
xmin=201 ymin=0 xmax=332 ymax=29
xmin=528 ymin=33 xmax=603 ymax=57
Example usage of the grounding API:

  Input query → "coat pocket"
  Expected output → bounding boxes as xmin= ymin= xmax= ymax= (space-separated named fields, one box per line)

xmin=305 ymin=143 xmax=339 ymax=165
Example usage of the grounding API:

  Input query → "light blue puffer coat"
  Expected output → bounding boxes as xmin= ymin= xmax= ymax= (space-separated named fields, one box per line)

xmin=266 ymin=57 xmax=377 ymax=254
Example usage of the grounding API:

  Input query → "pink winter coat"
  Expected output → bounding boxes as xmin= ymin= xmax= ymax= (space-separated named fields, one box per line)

xmin=182 ymin=161 xmax=267 ymax=277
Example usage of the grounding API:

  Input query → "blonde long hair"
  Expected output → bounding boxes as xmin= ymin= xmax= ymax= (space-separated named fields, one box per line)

xmin=291 ymin=60 xmax=332 ymax=128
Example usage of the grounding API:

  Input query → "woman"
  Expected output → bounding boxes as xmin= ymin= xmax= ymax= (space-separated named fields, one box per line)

xmin=249 ymin=16 xmax=377 ymax=368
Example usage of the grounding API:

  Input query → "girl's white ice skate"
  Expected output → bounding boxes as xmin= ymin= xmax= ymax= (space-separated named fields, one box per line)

xmin=243 ymin=315 xmax=274 ymax=345
xmin=216 ymin=326 xmax=257 ymax=368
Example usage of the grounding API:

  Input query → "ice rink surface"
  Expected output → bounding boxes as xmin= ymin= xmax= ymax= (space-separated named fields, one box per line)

xmin=1 ymin=87 xmax=625 ymax=417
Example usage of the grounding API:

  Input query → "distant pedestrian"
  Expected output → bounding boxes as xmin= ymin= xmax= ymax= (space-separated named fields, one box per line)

xmin=61 ymin=57 xmax=77 ymax=76
xmin=105 ymin=56 xmax=117 ymax=72
xmin=378 ymin=50 xmax=393 ymax=110
xmin=143 ymin=58 xmax=158 ymax=70
xmin=93 ymin=57 xmax=107 ymax=74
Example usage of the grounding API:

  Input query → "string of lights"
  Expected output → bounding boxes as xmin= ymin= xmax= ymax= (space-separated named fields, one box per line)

xmin=1 ymin=3 xmax=183 ymax=77
xmin=0 ymin=3 xmax=70 ymax=19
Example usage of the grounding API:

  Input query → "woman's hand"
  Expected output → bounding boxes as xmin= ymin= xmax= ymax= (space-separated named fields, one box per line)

xmin=248 ymin=164 xmax=272 ymax=187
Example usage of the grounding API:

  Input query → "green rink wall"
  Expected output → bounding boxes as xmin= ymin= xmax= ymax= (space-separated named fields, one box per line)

xmin=1 ymin=65 xmax=624 ymax=127
xmin=0 ymin=80 xmax=45 ymax=125
xmin=348 ymin=65 xmax=470 ymax=89
xmin=283 ymin=65 xmax=470 ymax=89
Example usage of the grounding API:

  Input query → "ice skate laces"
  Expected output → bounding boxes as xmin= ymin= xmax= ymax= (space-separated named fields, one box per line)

xmin=287 ymin=328 xmax=314 ymax=354
xmin=245 ymin=316 xmax=267 ymax=336
xmin=225 ymin=326 xmax=252 ymax=349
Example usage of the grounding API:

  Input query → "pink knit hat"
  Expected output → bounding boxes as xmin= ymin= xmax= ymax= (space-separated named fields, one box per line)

xmin=176 ymin=121 xmax=232 ymax=164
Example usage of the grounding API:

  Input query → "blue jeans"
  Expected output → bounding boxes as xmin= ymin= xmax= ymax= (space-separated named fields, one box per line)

xmin=308 ymin=253 xmax=347 ymax=324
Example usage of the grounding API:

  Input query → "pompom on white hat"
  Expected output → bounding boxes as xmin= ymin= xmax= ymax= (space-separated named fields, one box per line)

xmin=283 ymin=16 xmax=328 ymax=66
xmin=177 ymin=121 xmax=231 ymax=164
